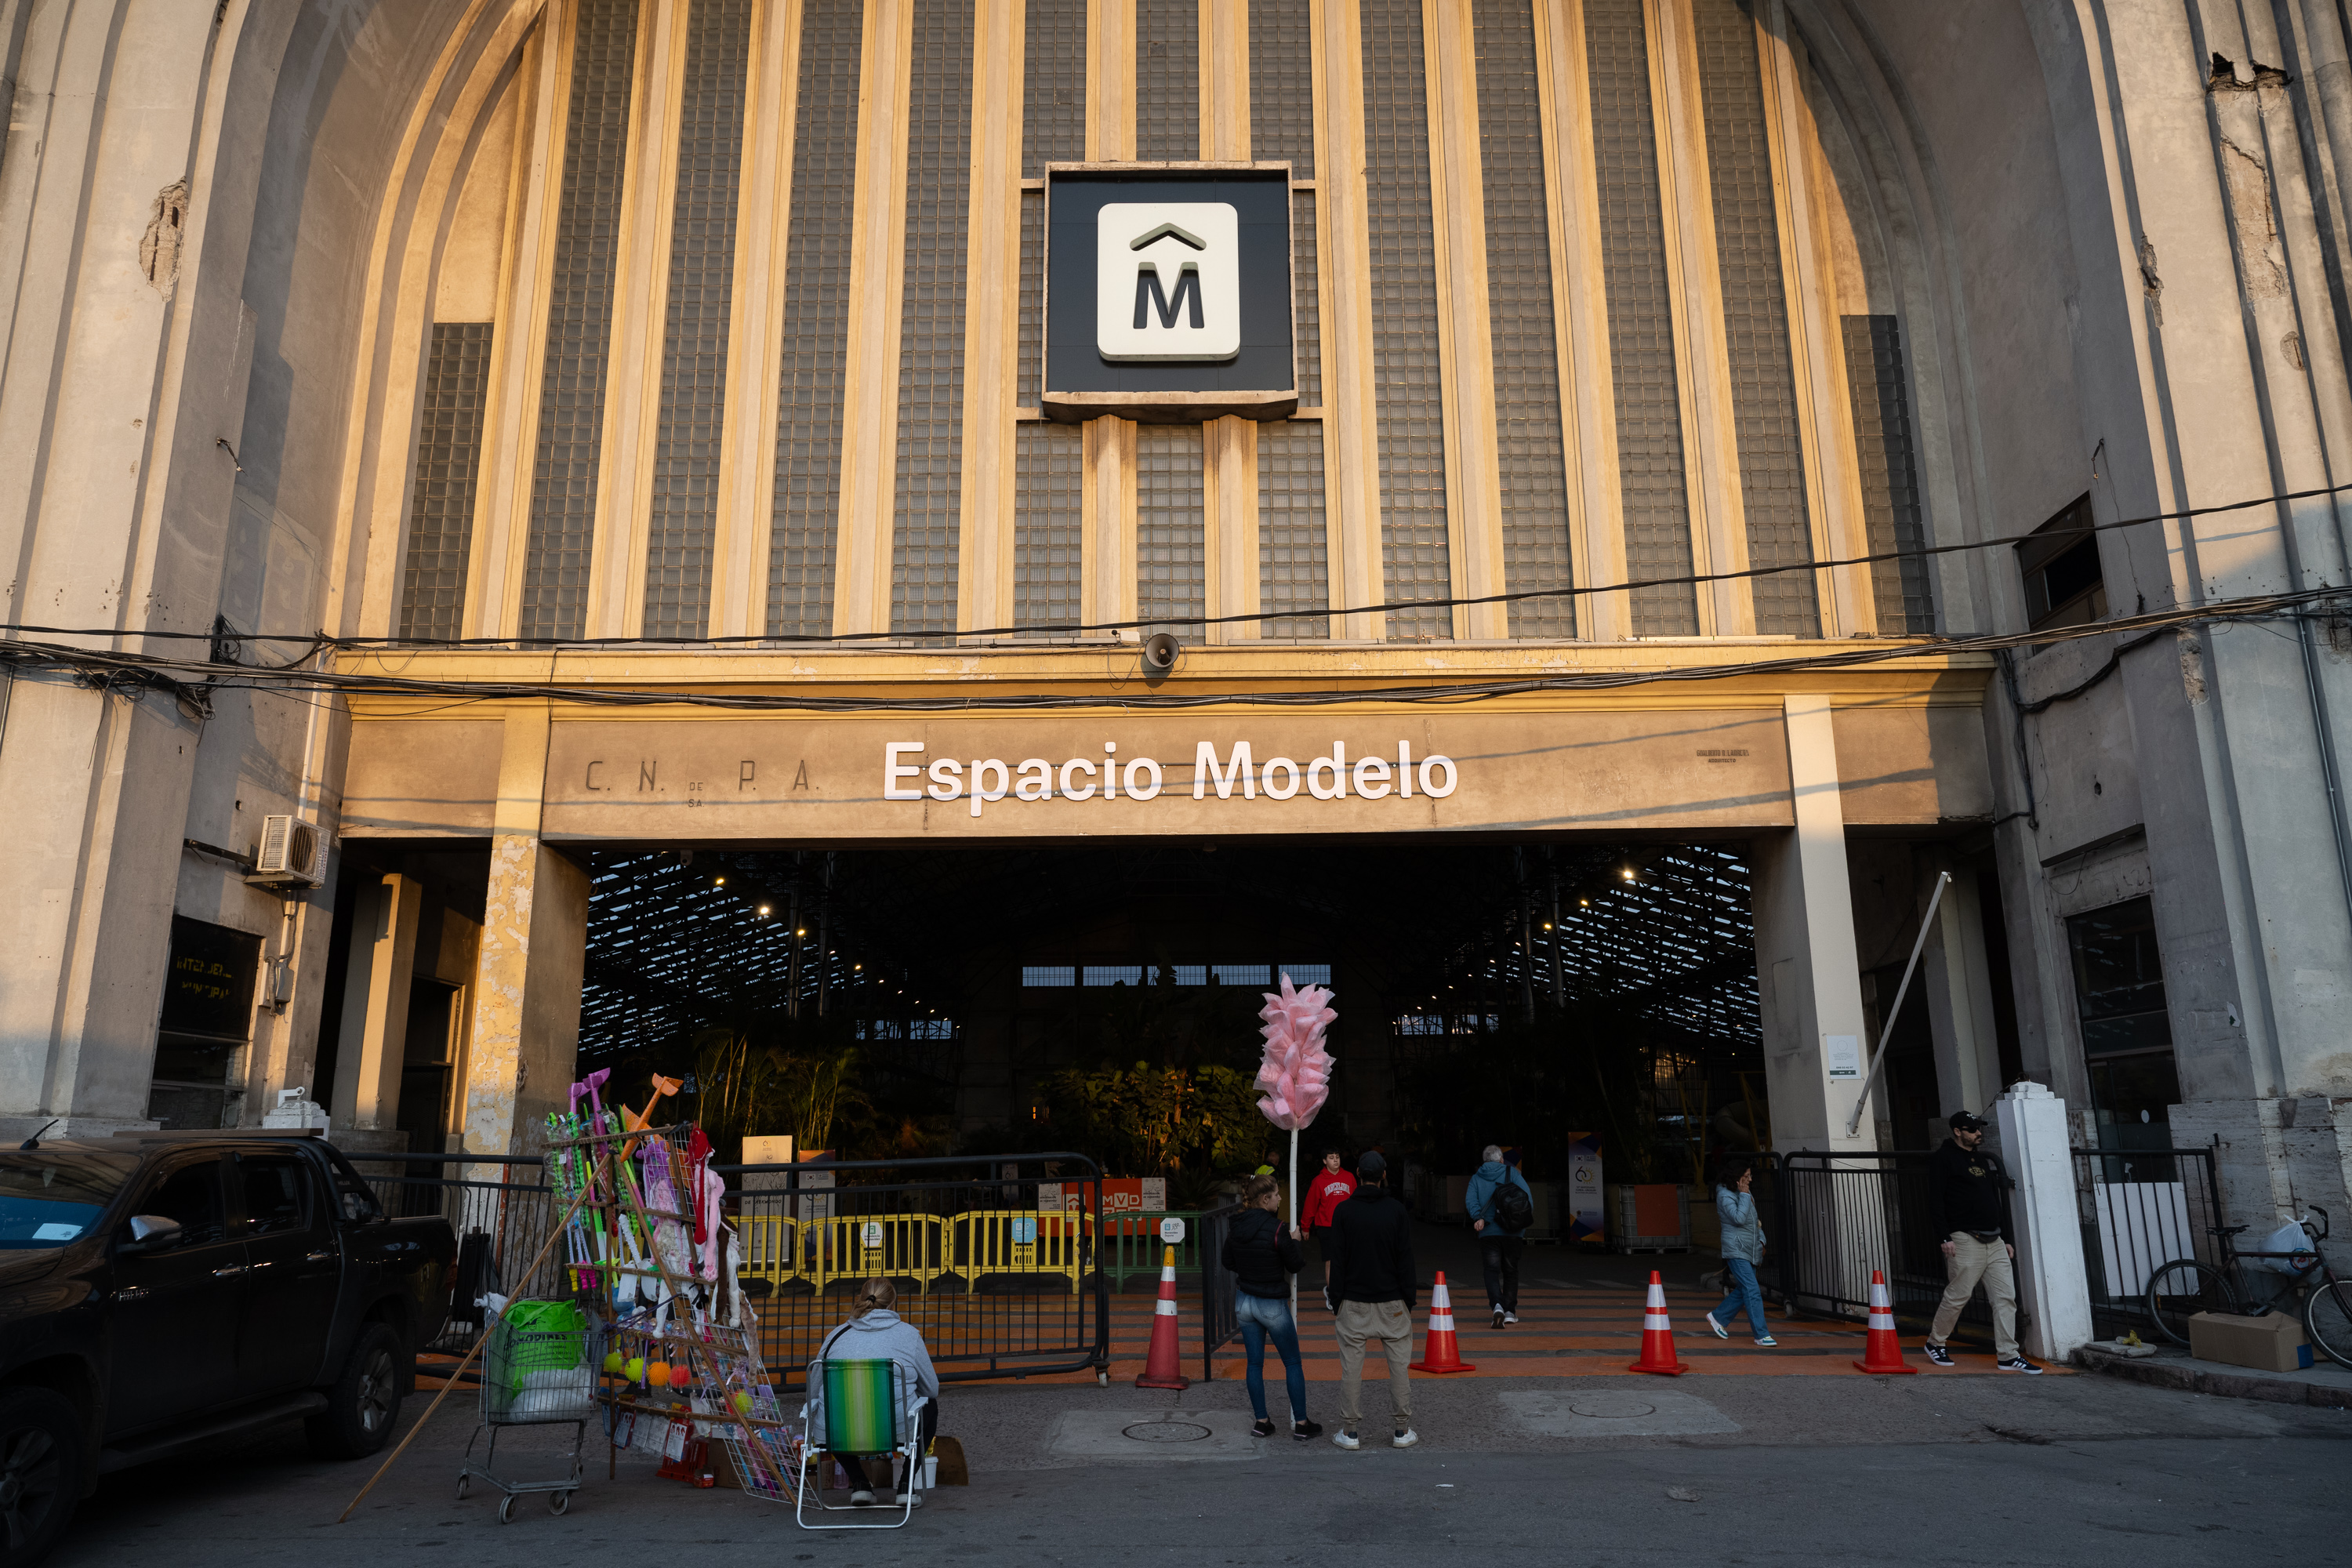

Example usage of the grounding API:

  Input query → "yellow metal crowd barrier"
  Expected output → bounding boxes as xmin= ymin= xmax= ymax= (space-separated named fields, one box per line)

xmin=734 ymin=1205 xmax=1094 ymax=1294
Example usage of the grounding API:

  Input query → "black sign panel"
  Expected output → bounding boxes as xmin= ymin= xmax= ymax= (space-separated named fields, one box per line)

xmin=1045 ymin=169 xmax=1294 ymax=396
xmin=158 ymin=915 xmax=260 ymax=1043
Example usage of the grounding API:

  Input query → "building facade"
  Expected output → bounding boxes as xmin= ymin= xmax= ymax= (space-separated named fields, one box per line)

xmin=3 ymin=0 xmax=2351 ymax=1251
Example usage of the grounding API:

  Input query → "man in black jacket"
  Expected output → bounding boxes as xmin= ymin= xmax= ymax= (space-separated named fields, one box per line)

xmin=1923 ymin=1111 xmax=2039 ymax=1373
xmin=1322 ymin=1152 xmax=1419 ymax=1449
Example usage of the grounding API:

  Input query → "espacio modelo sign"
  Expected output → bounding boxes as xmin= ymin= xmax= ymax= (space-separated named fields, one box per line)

xmin=883 ymin=741 xmax=1460 ymax=818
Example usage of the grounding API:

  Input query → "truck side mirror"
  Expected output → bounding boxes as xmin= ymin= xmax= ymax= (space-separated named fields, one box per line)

xmin=121 ymin=1214 xmax=186 ymax=1252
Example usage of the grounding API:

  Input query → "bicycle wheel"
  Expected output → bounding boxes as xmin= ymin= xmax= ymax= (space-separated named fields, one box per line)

xmin=2145 ymin=1259 xmax=2238 ymax=1345
xmin=2303 ymin=1279 xmax=2352 ymax=1370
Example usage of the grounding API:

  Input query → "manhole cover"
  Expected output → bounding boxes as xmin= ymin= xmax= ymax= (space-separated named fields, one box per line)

xmin=1566 ymin=1396 xmax=1657 ymax=1420
xmin=1122 ymin=1421 xmax=1213 ymax=1443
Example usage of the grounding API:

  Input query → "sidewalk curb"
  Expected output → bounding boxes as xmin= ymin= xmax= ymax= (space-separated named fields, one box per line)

xmin=2070 ymin=1345 xmax=2352 ymax=1410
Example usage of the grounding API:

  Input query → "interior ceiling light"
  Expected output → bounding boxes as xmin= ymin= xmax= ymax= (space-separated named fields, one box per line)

xmin=757 ymin=905 xmax=771 ymax=916
xmin=714 ymin=876 xmax=725 ymax=886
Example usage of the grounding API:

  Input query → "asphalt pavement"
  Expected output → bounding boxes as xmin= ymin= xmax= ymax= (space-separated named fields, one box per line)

xmin=45 ymin=1362 xmax=2349 ymax=1567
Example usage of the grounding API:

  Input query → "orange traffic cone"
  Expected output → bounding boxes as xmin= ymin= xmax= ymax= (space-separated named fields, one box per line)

xmin=1853 ymin=1269 xmax=1917 ymax=1374
xmin=1628 ymin=1270 xmax=1690 ymax=1375
xmin=1408 ymin=1271 xmax=1477 ymax=1374
xmin=1135 ymin=1245 xmax=1191 ymax=1390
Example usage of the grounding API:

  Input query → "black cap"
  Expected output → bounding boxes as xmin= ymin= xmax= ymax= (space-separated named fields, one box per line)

xmin=1948 ymin=1111 xmax=1988 ymax=1133
xmin=1356 ymin=1151 xmax=1386 ymax=1178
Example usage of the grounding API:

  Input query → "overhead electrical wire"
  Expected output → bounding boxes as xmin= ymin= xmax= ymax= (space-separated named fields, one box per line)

xmin=5 ymin=475 xmax=2350 ymax=655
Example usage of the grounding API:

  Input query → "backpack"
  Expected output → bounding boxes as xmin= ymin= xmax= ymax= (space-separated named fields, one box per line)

xmin=1488 ymin=1175 xmax=1534 ymax=1232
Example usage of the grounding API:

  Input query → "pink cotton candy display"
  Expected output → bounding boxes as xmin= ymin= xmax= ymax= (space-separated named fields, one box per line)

xmin=1254 ymin=972 xmax=1337 ymax=1131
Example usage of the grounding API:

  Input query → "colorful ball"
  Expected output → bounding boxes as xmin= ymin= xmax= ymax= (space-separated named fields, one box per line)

xmin=602 ymin=1352 xmax=624 ymax=1376
xmin=625 ymin=1357 xmax=647 ymax=1384
xmin=732 ymin=1391 xmax=754 ymax=1414
xmin=644 ymin=1360 xmax=670 ymax=1388
xmin=668 ymin=1363 xmax=694 ymax=1389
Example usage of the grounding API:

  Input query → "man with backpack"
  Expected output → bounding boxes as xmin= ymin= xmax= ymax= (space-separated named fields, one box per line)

xmin=1467 ymin=1145 xmax=1534 ymax=1329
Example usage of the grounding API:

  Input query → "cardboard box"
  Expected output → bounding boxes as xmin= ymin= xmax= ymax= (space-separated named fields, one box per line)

xmin=2187 ymin=1309 xmax=2314 ymax=1372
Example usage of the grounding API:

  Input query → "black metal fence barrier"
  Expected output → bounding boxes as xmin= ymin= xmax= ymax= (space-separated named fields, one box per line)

xmin=723 ymin=1152 xmax=1110 ymax=1390
xmin=2071 ymin=1145 xmax=2223 ymax=1334
xmin=1769 ymin=1151 xmax=2009 ymax=1339
xmin=343 ymin=1152 xmax=560 ymax=1352
xmin=1197 ymin=1202 xmax=1243 ymax=1379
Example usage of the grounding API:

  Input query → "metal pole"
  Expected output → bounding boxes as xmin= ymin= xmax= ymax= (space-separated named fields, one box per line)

xmin=1843 ymin=871 xmax=1953 ymax=1138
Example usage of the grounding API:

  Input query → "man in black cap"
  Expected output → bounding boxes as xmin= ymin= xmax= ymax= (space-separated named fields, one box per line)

xmin=1322 ymin=1151 xmax=1420 ymax=1449
xmin=1923 ymin=1110 xmax=2039 ymax=1373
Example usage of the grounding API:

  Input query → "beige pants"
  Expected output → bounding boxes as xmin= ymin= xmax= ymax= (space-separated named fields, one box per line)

xmin=1930 ymin=1231 xmax=2020 ymax=1359
xmin=1334 ymin=1300 xmax=1414 ymax=1428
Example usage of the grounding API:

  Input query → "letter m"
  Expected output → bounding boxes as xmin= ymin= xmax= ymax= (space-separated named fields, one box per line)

xmin=1194 ymin=740 xmax=1256 ymax=800
xmin=1133 ymin=266 xmax=1206 ymax=330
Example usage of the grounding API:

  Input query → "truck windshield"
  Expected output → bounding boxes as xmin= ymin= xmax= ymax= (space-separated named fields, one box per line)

xmin=0 ymin=1153 xmax=140 ymax=1249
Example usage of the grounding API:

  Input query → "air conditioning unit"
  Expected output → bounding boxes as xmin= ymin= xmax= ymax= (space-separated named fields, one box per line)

xmin=246 ymin=815 xmax=324 ymax=888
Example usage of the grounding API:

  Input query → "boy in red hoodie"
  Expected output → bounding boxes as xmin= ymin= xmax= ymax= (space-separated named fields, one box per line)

xmin=1300 ymin=1148 xmax=1357 ymax=1297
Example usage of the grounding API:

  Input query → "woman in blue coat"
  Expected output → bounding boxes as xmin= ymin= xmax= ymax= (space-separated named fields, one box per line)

xmin=1707 ymin=1156 xmax=1775 ymax=1346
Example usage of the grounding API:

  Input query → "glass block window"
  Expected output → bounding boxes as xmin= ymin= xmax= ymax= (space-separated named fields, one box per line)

xmin=1083 ymin=965 xmax=1145 ymax=986
xmin=1021 ymin=964 xmax=1077 ymax=986
xmin=1249 ymin=0 xmax=1314 ymax=175
xmin=1014 ymin=423 xmax=1083 ymax=630
xmin=1138 ymin=0 xmax=1199 ymax=162
xmin=1694 ymin=0 xmax=1816 ymax=637
xmin=1023 ymin=0 xmax=1087 ymax=175
xmin=644 ymin=0 xmax=751 ymax=640
xmin=1137 ymin=425 xmax=1206 ymax=634
xmin=1844 ymin=315 xmax=1934 ymax=633
xmin=521 ymin=0 xmax=641 ymax=641
xmin=1213 ymin=964 xmax=1271 ymax=986
xmin=1278 ymin=963 xmax=1331 ymax=985
xmin=1363 ymin=0 xmax=1451 ymax=641
xmin=1018 ymin=191 xmax=1044 ymax=405
xmin=400 ymin=322 xmax=493 ymax=641
xmin=1258 ymin=422 xmax=1329 ymax=637
xmin=890 ymin=0 xmax=974 ymax=640
xmin=1292 ymin=191 xmax=1323 ymax=408
xmin=1585 ymin=0 xmax=1697 ymax=636
xmin=1162 ymin=964 xmax=1208 ymax=985
xmin=1474 ymin=0 xmax=1574 ymax=640
xmin=768 ymin=0 xmax=862 ymax=637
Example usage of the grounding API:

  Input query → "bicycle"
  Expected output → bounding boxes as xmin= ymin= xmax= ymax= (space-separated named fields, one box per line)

xmin=2144 ymin=1205 xmax=2352 ymax=1369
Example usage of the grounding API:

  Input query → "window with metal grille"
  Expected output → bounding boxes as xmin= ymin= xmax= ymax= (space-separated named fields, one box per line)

xmin=1014 ymin=423 xmax=1083 ymax=630
xmin=1585 ymin=0 xmax=1697 ymax=636
xmin=1138 ymin=0 xmax=1199 ymax=161
xmin=1137 ymin=425 xmax=1205 ymax=635
xmin=1474 ymin=0 xmax=1574 ymax=640
xmin=1694 ymin=0 xmax=1815 ymax=637
xmin=521 ymin=0 xmax=641 ymax=641
xmin=1363 ymin=0 xmax=1450 ymax=640
xmin=400 ymin=322 xmax=492 ymax=641
xmin=1844 ymin=315 xmax=1935 ymax=633
xmin=1258 ymin=422 xmax=1329 ymax=637
xmin=644 ymin=0 xmax=752 ymax=640
xmin=889 ymin=0 xmax=974 ymax=641
xmin=768 ymin=0 xmax=862 ymax=638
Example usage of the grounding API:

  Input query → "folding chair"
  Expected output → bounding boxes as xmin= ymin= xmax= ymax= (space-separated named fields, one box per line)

xmin=794 ymin=1357 xmax=926 ymax=1530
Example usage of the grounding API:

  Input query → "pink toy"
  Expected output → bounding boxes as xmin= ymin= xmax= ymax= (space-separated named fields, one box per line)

xmin=1253 ymin=972 xmax=1337 ymax=1131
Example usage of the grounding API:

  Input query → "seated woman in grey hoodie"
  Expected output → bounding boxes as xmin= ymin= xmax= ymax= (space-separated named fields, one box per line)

xmin=806 ymin=1278 xmax=942 ymax=1505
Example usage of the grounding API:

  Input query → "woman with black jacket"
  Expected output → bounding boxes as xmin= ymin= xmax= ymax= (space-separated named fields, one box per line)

xmin=1220 ymin=1174 xmax=1322 ymax=1439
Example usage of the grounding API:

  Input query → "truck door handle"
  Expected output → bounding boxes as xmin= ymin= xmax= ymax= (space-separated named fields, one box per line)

xmin=307 ymin=1250 xmax=335 ymax=1264
xmin=212 ymin=1265 xmax=249 ymax=1278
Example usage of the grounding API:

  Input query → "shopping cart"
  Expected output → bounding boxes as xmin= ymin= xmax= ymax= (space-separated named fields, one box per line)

xmin=459 ymin=1299 xmax=598 ymax=1522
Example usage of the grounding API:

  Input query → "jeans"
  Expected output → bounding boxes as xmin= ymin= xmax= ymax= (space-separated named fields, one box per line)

xmin=1711 ymin=1256 xmax=1768 ymax=1338
xmin=1334 ymin=1300 xmax=1414 ymax=1429
xmin=1931 ymin=1232 xmax=2020 ymax=1359
xmin=1236 ymin=1291 xmax=1307 ymax=1422
xmin=1480 ymin=1235 xmax=1523 ymax=1312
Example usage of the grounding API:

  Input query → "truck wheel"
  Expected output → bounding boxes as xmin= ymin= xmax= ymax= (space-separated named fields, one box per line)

xmin=307 ymin=1323 xmax=407 ymax=1459
xmin=0 ymin=1386 xmax=84 ymax=1568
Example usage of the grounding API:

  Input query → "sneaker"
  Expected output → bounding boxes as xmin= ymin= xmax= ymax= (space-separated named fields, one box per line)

xmin=1292 ymin=1419 xmax=1323 ymax=1441
xmin=905 ymin=1494 xmax=923 ymax=1509
xmin=1754 ymin=1336 xmax=1777 ymax=1347
xmin=1996 ymin=1356 xmax=2043 ymax=1375
xmin=1334 ymin=1428 xmax=1362 ymax=1450
xmin=1503 ymin=1312 xmax=1519 ymax=1325
xmin=1705 ymin=1312 xmax=1728 ymax=1340
xmin=1250 ymin=1417 xmax=1278 ymax=1439
xmin=1492 ymin=1309 xmax=1507 ymax=1330
xmin=1922 ymin=1340 xmax=1955 ymax=1368
xmin=1391 ymin=1428 xmax=1419 ymax=1449
xmin=849 ymin=1489 xmax=876 ymax=1507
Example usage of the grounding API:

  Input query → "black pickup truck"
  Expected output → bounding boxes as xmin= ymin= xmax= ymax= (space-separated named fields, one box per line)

xmin=0 ymin=1129 xmax=456 ymax=1564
